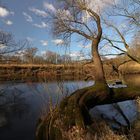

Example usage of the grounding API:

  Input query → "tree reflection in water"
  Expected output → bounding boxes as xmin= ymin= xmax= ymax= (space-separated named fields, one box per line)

xmin=0 ymin=87 xmax=29 ymax=127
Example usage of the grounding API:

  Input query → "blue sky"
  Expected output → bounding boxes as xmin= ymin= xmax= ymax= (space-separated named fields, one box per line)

xmin=0 ymin=0 xmax=89 ymax=59
xmin=0 ymin=0 xmax=55 ymax=54
xmin=0 ymin=0 xmax=135 ymax=60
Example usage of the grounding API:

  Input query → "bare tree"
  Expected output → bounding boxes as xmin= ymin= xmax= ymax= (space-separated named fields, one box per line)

xmin=51 ymin=0 xmax=106 ymax=83
xmin=23 ymin=47 xmax=38 ymax=64
xmin=101 ymin=0 xmax=140 ymax=71
xmin=107 ymin=0 xmax=140 ymax=27
xmin=36 ymin=1 xmax=140 ymax=139
xmin=44 ymin=50 xmax=60 ymax=64
xmin=103 ymin=23 xmax=140 ymax=64
xmin=0 ymin=30 xmax=27 ymax=62
xmin=130 ymin=31 xmax=140 ymax=60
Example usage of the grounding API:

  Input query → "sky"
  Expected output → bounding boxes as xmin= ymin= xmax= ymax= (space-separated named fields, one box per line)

xmin=0 ymin=0 xmax=135 ymax=60
xmin=0 ymin=0 xmax=60 ymax=55
xmin=0 ymin=0 xmax=90 ymax=59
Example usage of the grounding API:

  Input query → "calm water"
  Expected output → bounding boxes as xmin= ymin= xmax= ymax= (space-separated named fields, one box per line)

xmin=0 ymin=75 xmax=140 ymax=140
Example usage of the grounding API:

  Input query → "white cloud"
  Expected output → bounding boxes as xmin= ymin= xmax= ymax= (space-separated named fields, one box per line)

xmin=52 ymin=39 xmax=64 ymax=45
xmin=4 ymin=20 xmax=13 ymax=25
xmin=0 ymin=6 xmax=14 ymax=18
xmin=43 ymin=2 xmax=56 ymax=13
xmin=29 ymin=7 xmax=48 ymax=17
xmin=70 ymin=51 xmax=86 ymax=60
xmin=79 ymin=43 xmax=91 ymax=48
xmin=26 ymin=37 xmax=34 ymax=42
xmin=15 ymin=50 xmax=26 ymax=57
xmin=70 ymin=51 xmax=82 ymax=57
xmin=33 ymin=22 xmax=47 ymax=28
xmin=0 ymin=6 xmax=9 ymax=17
xmin=86 ymin=0 xmax=116 ymax=12
xmin=40 ymin=40 xmax=48 ymax=46
xmin=84 ymin=44 xmax=91 ymax=48
xmin=79 ymin=56 xmax=85 ymax=60
xmin=70 ymin=52 xmax=79 ymax=57
xmin=0 ymin=44 xmax=6 ymax=50
xmin=33 ymin=21 xmax=47 ymax=28
xmin=40 ymin=50 xmax=46 ymax=55
xmin=23 ymin=12 xmax=33 ymax=22
xmin=57 ymin=9 xmax=73 ymax=21
xmin=80 ymin=0 xmax=117 ymax=23
xmin=82 ymin=11 xmax=91 ymax=23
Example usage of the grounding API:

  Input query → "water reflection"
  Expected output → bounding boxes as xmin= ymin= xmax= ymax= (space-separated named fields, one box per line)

xmin=0 ymin=87 xmax=31 ymax=139
xmin=0 ymin=81 xmax=93 ymax=140
xmin=0 ymin=75 xmax=139 ymax=140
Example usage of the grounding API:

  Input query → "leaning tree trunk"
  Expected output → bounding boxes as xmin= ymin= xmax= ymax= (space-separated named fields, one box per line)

xmin=35 ymin=30 xmax=110 ymax=139
xmin=36 ymin=43 xmax=140 ymax=139
xmin=35 ymin=39 xmax=140 ymax=140
xmin=35 ymin=8 xmax=140 ymax=138
xmin=36 ymin=81 xmax=140 ymax=140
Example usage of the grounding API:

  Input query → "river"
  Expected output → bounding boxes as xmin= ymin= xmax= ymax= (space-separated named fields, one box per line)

xmin=0 ymin=75 xmax=140 ymax=140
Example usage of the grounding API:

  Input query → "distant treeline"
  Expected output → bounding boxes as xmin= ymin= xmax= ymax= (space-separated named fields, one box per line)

xmin=0 ymin=61 xmax=140 ymax=82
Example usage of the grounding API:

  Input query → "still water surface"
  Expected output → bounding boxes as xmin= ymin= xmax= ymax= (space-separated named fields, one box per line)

xmin=0 ymin=75 xmax=140 ymax=140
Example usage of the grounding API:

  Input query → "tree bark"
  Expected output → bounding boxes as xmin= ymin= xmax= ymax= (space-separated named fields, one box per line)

xmin=92 ymin=39 xmax=106 ymax=84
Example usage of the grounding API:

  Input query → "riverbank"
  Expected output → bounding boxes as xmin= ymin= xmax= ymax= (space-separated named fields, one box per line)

xmin=0 ymin=62 xmax=140 ymax=82
xmin=119 ymin=61 xmax=140 ymax=74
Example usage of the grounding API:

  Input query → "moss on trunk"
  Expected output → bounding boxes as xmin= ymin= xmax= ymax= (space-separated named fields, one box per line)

xmin=36 ymin=82 xmax=140 ymax=140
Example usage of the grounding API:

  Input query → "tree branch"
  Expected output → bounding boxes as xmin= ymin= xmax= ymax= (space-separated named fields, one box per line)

xmin=67 ymin=28 xmax=93 ymax=40
xmin=104 ymin=37 xmax=140 ymax=64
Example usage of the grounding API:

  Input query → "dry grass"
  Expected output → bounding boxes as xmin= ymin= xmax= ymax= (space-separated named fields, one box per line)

xmin=119 ymin=62 xmax=140 ymax=74
xmin=38 ymin=80 xmax=140 ymax=140
xmin=59 ymin=120 xmax=135 ymax=140
xmin=46 ymin=105 xmax=136 ymax=140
